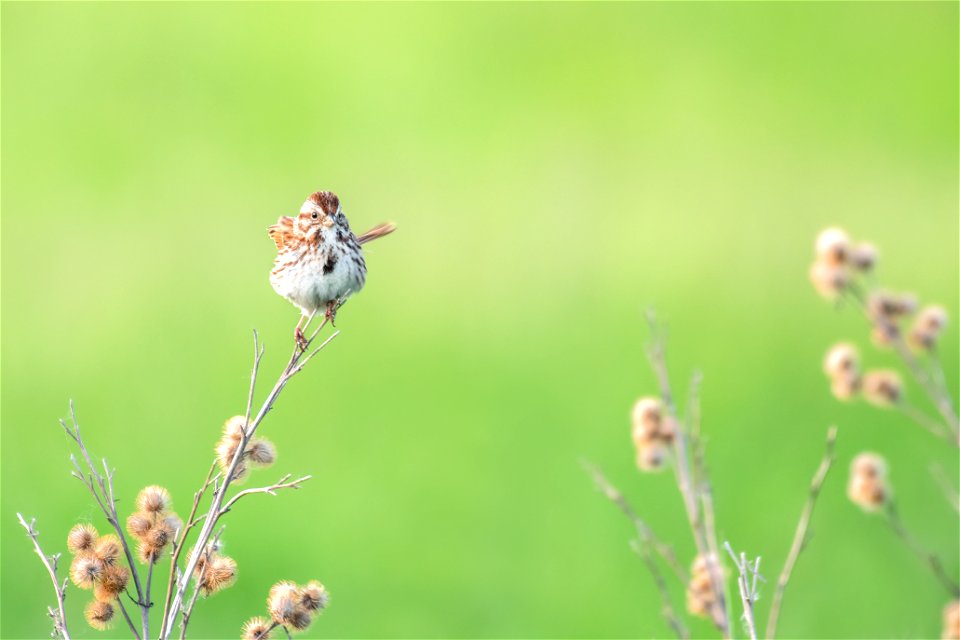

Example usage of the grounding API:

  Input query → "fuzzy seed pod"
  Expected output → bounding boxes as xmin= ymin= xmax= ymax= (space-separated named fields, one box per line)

xmin=823 ymin=343 xmax=859 ymax=379
xmin=635 ymin=441 xmax=667 ymax=472
xmin=94 ymin=534 xmax=122 ymax=565
xmin=870 ymin=324 xmax=896 ymax=349
xmin=146 ymin=518 xmax=177 ymax=550
xmin=126 ymin=513 xmax=153 ymax=539
xmin=815 ymin=227 xmax=850 ymax=265
xmin=909 ymin=306 xmax=948 ymax=351
xmin=70 ymin=554 xmax=105 ymax=588
xmin=849 ymin=242 xmax=877 ymax=271
xmin=862 ymin=370 xmax=903 ymax=407
xmin=199 ymin=555 xmax=237 ymax=595
xmin=223 ymin=415 xmax=247 ymax=441
xmin=830 ymin=374 xmax=860 ymax=401
xmin=67 ymin=523 xmax=99 ymax=554
xmin=809 ymin=261 xmax=849 ymax=299
xmin=268 ymin=581 xmax=302 ymax=626
xmin=137 ymin=485 xmax=172 ymax=515
xmin=242 ymin=616 xmax=274 ymax=640
xmin=285 ymin=608 xmax=313 ymax=632
xmin=943 ymin=600 xmax=960 ymax=640
xmin=848 ymin=453 xmax=890 ymax=511
xmin=85 ymin=600 xmax=115 ymax=630
xmin=94 ymin=564 xmax=130 ymax=602
xmin=631 ymin=397 xmax=662 ymax=433
xmin=868 ymin=292 xmax=917 ymax=320
xmin=247 ymin=438 xmax=277 ymax=467
xmin=300 ymin=581 xmax=329 ymax=612
xmin=686 ymin=554 xmax=720 ymax=619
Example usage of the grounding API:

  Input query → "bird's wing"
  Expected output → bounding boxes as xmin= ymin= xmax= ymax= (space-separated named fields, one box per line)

xmin=268 ymin=216 xmax=296 ymax=249
xmin=356 ymin=222 xmax=397 ymax=246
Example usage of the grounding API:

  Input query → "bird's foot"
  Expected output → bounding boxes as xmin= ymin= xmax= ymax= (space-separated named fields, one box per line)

xmin=324 ymin=301 xmax=339 ymax=327
xmin=295 ymin=327 xmax=308 ymax=352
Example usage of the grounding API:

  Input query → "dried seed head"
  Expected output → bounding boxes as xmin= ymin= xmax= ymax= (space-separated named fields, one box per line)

xmin=868 ymin=292 xmax=917 ymax=320
xmin=823 ymin=343 xmax=859 ymax=379
xmin=138 ymin=541 xmax=159 ymax=564
xmin=268 ymin=581 xmax=302 ymax=625
xmin=242 ymin=616 xmax=274 ymax=640
xmin=94 ymin=534 xmax=122 ymax=565
xmin=223 ymin=415 xmax=247 ymax=442
xmin=917 ymin=305 xmax=949 ymax=333
xmin=67 ymin=523 xmax=99 ymax=554
xmin=657 ymin=416 xmax=677 ymax=445
xmin=285 ymin=607 xmax=313 ymax=632
xmin=815 ymin=227 xmax=850 ymax=265
xmin=199 ymin=555 xmax=238 ymax=595
xmin=910 ymin=306 xmax=948 ymax=351
xmin=631 ymin=397 xmax=662 ymax=431
xmin=300 ymin=581 xmax=329 ymax=612
xmin=849 ymin=242 xmax=877 ymax=272
xmin=943 ymin=600 xmax=960 ymax=640
xmin=146 ymin=518 xmax=176 ymax=551
xmin=635 ymin=441 xmax=667 ymax=472
xmin=851 ymin=452 xmax=887 ymax=480
xmin=830 ymin=374 xmax=860 ymax=401
xmin=94 ymin=564 xmax=130 ymax=602
xmin=862 ymin=370 xmax=903 ymax=407
xmin=137 ymin=485 xmax=172 ymax=515
xmin=809 ymin=261 xmax=850 ymax=299
xmin=870 ymin=324 xmax=896 ymax=349
xmin=126 ymin=513 xmax=153 ymax=539
xmin=165 ymin=514 xmax=183 ymax=538
xmin=85 ymin=600 xmax=115 ymax=630
xmin=246 ymin=438 xmax=277 ymax=467
xmin=70 ymin=554 xmax=104 ymax=588
xmin=848 ymin=453 xmax=890 ymax=511
xmin=686 ymin=554 xmax=720 ymax=619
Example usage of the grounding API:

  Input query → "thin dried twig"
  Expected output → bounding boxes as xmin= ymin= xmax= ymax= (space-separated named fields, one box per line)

xmin=766 ymin=426 xmax=837 ymax=639
xmin=646 ymin=312 xmax=730 ymax=637
xmin=724 ymin=541 xmax=763 ymax=640
xmin=219 ymin=474 xmax=312 ymax=516
xmin=931 ymin=464 xmax=960 ymax=514
xmin=161 ymin=310 xmax=341 ymax=639
xmin=885 ymin=503 xmax=960 ymax=598
xmin=583 ymin=461 xmax=689 ymax=639
xmin=179 ymin=527 xmax=225 ymax=639
xmin=16 ymin=514 xmax=71 ymax=640
xmin=60 ymin=403 xmax=150 ymax=637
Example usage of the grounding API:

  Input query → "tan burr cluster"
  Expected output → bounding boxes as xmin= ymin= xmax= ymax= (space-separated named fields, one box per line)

xmin=126 ymin=485 xmax=183 ymax=564
xmin=847 ymin=453 xmax=890 ymax=512
xmin=943 ymin=600 xmax=960 ymax=640
xmin=630 ymin=397 xmax=676 ymax=472
xmin=686 ymin=553 xmax=721 ymax=619
xmin=66 ymin=523 xmax=129 ymax=630
xmin=216 ymin=415 xmax=277 ymax=482
xmin=192 ymin=542 xmax=238 ymax=596
xmin=242 ymin=580 xmax=329 ymax=638
xmin=808 ymin=227 xmax=876 ymax=299
xmin=823 ymin=343 xmax=903 ymax=408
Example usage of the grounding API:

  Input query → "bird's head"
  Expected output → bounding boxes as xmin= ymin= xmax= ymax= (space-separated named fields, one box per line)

xmin=297 ymin=191 xmax=341 ymax=233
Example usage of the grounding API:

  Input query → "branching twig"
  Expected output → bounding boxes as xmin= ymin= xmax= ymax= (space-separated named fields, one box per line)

xmin=17 ymin=514 xmax=70 ymax=640
xmin=646 ymin=312 xmax=730 ymax=637
xmin=161 ymin=311 xmax=341 ymax=638
xmin=766 ymin=426 xmax=837 ymax=639
xmin=583 ymin=461 xmax=689 ymax=639
xmin=219 ymin=474 xmax=312 ymax=516
xmin=724 ymin=541 xmax=763 ymax=640
xmin=885 ymin=503 xmax=960 ymax=598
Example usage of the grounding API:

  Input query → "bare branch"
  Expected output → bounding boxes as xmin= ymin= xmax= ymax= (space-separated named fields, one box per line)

xmin=724 ymin=541 xmax=763 ymax=640
xmin=219 ymin=475 xmax=312 ymax=516
xmin=766 ymin=426 xmax=837 ymax=639
xmin=931 ymin=464 xmax=960 ymax=514
xmin=17 ymin=514 xmax=70 ymax=640
xmin=583 ymin=461 xmax=689 ymax=639
xmin=885 ymin=503 xmax=960 ymax=598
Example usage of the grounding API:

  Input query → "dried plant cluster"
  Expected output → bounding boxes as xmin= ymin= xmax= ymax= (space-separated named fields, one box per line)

xmin=586 ymin=314 xmax=838 ymax=640
xmin=811 ymin=228 xmax=960 ymax=638
xmin=17 ymin=309 xmax=343 ymax=640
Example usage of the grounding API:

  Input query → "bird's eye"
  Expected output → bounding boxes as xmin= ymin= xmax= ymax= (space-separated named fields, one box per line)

xmin=311 ymin=212 xmax=319 ymax=220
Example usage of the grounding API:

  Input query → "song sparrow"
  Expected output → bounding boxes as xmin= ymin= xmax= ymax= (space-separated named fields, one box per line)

xmin=268 ymin=190 xmax=395 ymax=348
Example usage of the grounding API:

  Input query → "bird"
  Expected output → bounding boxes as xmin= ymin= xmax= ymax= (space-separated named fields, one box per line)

xmin=268 ymin=190 xmax=395 ymax=349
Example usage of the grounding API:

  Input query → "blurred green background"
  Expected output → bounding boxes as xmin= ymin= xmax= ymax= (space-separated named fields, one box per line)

xmin=2 ymin=3 xmax=957 ymax=639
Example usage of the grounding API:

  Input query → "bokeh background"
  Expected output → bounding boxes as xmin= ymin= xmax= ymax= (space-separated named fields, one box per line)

xmin=2 ymin=3 xmax=957 ymax=638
